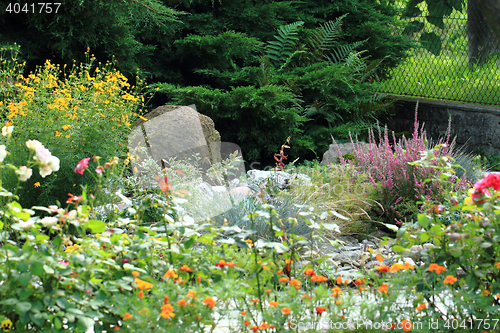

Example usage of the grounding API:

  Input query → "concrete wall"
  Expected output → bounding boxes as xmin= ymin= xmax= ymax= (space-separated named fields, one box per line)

xmin=385 ymin=97 xmax=500 ymax=155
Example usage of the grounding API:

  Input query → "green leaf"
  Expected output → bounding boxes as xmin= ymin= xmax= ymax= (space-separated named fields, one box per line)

xmin=54 ymin=317 xmax=62 ymax=330
xmin=418 ymin=214 xmax=429 ymax=228
xmin=427 ymin=16 xmax=445 ymax=29
xmin=19 ymin=272 xmax=31 ymax=287
xmin=77 ymin=316 xmax=94 ymax=329
xmin=392 ymin=245 xmax=405 ymax=253
xmin=15 ymin=302 xmax=32 ymax=313
xmin=420 ymin=32 xmax=441 ymax=56
xmin=43 ymin=265 xmax=54 ymax=274
xmin=86 ymin=219 xmax=106 ymax=233
xmin=420 ymin=232 xmax=430 ymax=242
xmin=31 ymin=261 xmax=44 ymax=276
xmin=384 ymin=223 xmax=399 ymax=232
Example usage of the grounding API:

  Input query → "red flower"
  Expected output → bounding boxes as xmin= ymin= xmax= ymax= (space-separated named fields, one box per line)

xmin=316 ymin=307 xmax=327 ymax=315
xmin=74 ymin=157 xmax=90 ymax=175
xmin=475 ymin=173 xmax=500 ymax=192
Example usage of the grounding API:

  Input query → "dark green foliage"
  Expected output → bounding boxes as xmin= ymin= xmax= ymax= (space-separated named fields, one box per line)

xmin=0 ymin=0 xmax=182 ymax=78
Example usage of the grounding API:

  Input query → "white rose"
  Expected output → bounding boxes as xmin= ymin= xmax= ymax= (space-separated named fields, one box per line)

xmin=15 ymin=166 xmax=33 ymax=181
xmin=39 ymin=164 xmax=52 ymax=178
xmin=40 ymin=216 xmax=58 ymax=228
xmin=19 ymin=218 xmax=35 ymax=230
xmin=26 ymin=140 xmax=43 ymax=151
xmin=0 ymin=145 xmax=7 ymax=162
xmin=47 ymin=155 xmax=60 ymax=172
xmin=35 ymin=147 xmax=52 ymax=162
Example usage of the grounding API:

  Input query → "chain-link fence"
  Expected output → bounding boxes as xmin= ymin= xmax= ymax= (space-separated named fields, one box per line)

xmin=380 ymin=1 xmax=500 ymax=106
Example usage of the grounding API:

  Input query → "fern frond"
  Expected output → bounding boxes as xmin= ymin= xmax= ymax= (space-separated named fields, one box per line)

xmin=327 ymin=39 xmax=367 ymax=64
xmin=304 ymin=14 xmax=347 ymax=65
xmin=266 ymin=21 xmax=304 ymax=69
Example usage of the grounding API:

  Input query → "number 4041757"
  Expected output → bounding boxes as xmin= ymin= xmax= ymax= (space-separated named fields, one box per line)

xmin=5 ymin=3 xmax=61 ymax=14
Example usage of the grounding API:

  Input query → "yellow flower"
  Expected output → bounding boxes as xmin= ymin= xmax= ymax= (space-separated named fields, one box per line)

xmin=34 ymin=182 xmax=40 ymax=188
xmin=63 ymin=124 xmax=71 ymax=130
xmin=1 ymin=318 xmax=13 ymax=332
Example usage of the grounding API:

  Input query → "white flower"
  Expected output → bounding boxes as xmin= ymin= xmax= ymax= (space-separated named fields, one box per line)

xmin=15 ymin=166 xmax=33 ymax=181
xmin=39 ymin=164 xmax=52 ymax=178
xmin=0 ymin=145 xmax=7 ymax=162
xmin=40 ymin=216 xmax=58 ymax=228
xmin=35 ymin=147 xmax=52 ymax=162
xmin=19 ymin=218 xmax=35 ymax=230
xmin=47 ymin=155 xmax=60 ymax=172
xmin=2 ymin=126 xmax=13 ymax=138
xmin=26 ymin=140 xmax=43 ymax=151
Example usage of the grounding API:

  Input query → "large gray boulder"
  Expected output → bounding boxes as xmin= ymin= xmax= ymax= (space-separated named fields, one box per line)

xmin=321 ymin=142 xmax=368 ymax=165
xmin=128 ymin=105 xmax=221 ymax=175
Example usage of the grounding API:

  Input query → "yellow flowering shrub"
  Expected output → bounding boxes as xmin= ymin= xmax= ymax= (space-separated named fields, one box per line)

xmin=0 ymin=50 xmax=143 ymax=207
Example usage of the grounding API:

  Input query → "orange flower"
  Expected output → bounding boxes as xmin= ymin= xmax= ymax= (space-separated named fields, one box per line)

xmin=163 ymin=296 xmax=169 ymax=304
xmin=259 ymin=322 xmax=270 ymax=330
xmin=203 ymin=297 xmax=216 ymax=309
xmin=250 ymin=326 xmax=259 ymax=332
xmin=277 ymin=270 xmax=284 ymax=274
xmin=244 ymin=321 xmax=251 ymax=326
xmin=354 ymin=279 xmax=365 ymax=286
xmin=194 ymin=316 xmax=201 ymax=321
xmin=331 ymin=287 xmax=342 ymax=295
xmin=197 ymin=276 xmax=202 ymax=283
xmin=279 ymin=277 xmax=290 ymax=282
xmin=132 ymin=271 xmax=140 ymax=277
xmin=403 ymin=262 xmax=415 ymax=270
xmin=177 ymin=299 xmax=187 ymax=306
xmin=428 ymin=263 xmax=446 ymax=274
xmin=375 ymin=254 xmax=384 ymax=263
xmin=316 ymin=307 xmax=326 ymax=315
xmin=122 ymin=313 xmax=133 ymax=320
xmin=443 ymin=275 xmax=457 ymax=285
xmin=416 ymin=303 xmax=426 ymax=311
xmin=281 ymin=308 xmax=291 ymax=315
xmin=186 ymin=290 xmax=196 ymax=298
xmin=252 ymin=299 xmax=259 ymax=304
xmin=484 ymin=289 xmax=491 ymax=296
xmin=163 ymin=270 xmax=178 ymax=279
xmin=285 ymin=259 xmax=293 ymax=264
xmin=336 ymin=276 xmax=343 ymax=285
xmin=114 ymin=326 xmax=120 ymax=331
xmin=269 ymin=301 xmax=278 ymax=307
xmin=303 ymin=269 xmax=315 ymax=276
xmin=289 ymin=279 xmax=301 ymax=286
xmin=179 ymin=265 xmax=193 ymax=272
xmin=138 ymin=290 xmax=144 ymax=299
xmin=336 ymin=299 xmax=343 ymax=305
xmin=241 ymin=311 xmax=247 ymax=316
xmin=378 ymin=283 xmax=389 ymax=294
xmin=496 ymin=261 xmax=500 ymax=269
xmin=389 ymin=263 xmax=404 ymax=272
xmin=134 ymin=278 xmax=153 ymax=290
xmin=401 ymin=319 xmax=412 ymax=332
xmin=160 ymin=304 xmax=175 ymax=318
xmin=310 ymin=275 xmax=328 ymax=282
xmin=266 ymin=289 xmax=271 ymax=293
xmin=376 ymin=265 xmax=389 ymax=273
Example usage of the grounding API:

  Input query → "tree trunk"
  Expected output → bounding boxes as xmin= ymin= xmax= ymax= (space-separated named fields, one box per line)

xmin=468 ymin=0 xmax=499 ymax=65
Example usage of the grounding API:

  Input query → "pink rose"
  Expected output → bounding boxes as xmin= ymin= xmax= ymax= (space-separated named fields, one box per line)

xmin=74 ymin=157 xmax=90 ymax=175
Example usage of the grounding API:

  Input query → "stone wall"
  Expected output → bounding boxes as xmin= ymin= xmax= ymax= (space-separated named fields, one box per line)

xmin=385 ymin=97 xmax=500 ymax=155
